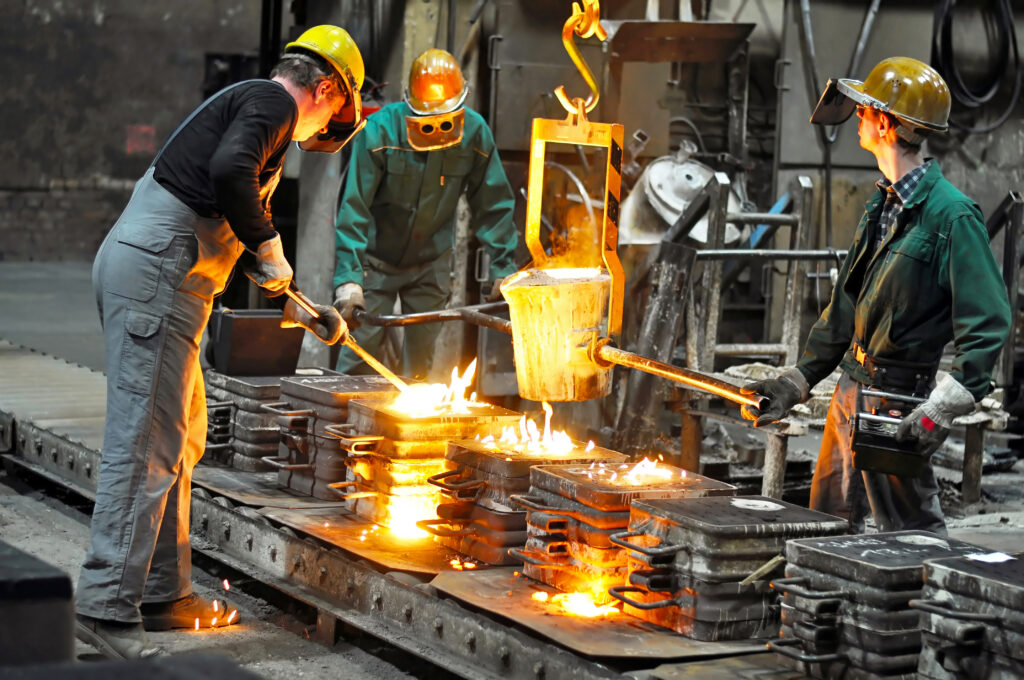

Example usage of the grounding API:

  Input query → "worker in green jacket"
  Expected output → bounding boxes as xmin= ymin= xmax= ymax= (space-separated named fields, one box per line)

xmin=332 ymin=48 xmax=518 ymax=380
xmin=741 ymin=57 xmax=1011 ymax=534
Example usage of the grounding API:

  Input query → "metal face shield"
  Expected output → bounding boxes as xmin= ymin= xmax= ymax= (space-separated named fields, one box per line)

xmin=299 ymin=89 xmax=365 ymax=153
xmin=809 ymin=78 xmax=860 ymax=125
xmin=405 ymin=108 xmax=464 ymax=151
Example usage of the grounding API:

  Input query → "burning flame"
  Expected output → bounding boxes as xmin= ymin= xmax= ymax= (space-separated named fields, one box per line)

xmin=583 ymin=457 xmax=683 ymax=486
xmin=531 ymin=591 xmax=618 ymax=618
xmin=388 ymin=360 xmax=487 ymax=417
xmin=477 ymin=401 xmax=594 ymax=456
xmin=450 ymin=558 xmax=478 ymax=571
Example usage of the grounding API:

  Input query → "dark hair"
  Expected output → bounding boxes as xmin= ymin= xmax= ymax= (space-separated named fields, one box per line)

xmin=271 ymin=52 xmax=345 ymax=104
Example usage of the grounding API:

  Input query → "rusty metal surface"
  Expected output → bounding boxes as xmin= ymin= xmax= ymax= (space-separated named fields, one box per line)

xmin=280 ymin=375 xmax=398 ymax=408
xmin=204 ymin=370 xmax=283 ymax=400
xmin=430 ymin=567 xmax=766 ymax=660
xmin=192 ymin=465 xmax=346 ymax=509
xmin=650 ymin=652 xmax=802 ymax=679
xmin=349 ymin=399 xmax=522 ymax=442
xmin=445 ymin=439 xmax=626 ymax=479
xmin=529 ymin=463 xmax=736 ymax=511
xmin=785 ymin=531 xmax=985 ymax=589
xmin=258 ymin=506 xmax=463 ymax=574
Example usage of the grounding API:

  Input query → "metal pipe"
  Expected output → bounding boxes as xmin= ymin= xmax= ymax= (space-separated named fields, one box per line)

xmin=725 ymin=212 xmax=798 ymax=226
xmin=696 ymin=249 xmax=848 ymax=261
xmin=593 ymin=343 xmax=764 ymax=409
xmin=341 ymin=337 xmax=409 ymax=391
xmin=354 ymin=302 xmax=509 ymax=327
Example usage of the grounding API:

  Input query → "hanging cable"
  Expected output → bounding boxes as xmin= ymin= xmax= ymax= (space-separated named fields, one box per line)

xmin=931 ymin=0 xmax=1021 ymax=133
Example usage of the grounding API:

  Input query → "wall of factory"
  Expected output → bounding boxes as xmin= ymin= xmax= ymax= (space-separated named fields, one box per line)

xmin=0 ymin=1 xmax=260 ymax=261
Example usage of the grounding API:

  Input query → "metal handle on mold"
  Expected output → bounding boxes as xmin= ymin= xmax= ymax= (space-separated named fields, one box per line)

xmin=767 ymin=638 xmax=844 ymax=664
xmin=608 ymin=530 xmax=681 ymax=557
xmin=607 ymin=585 xmax=675 ymax=611
xmin=770 ymin=576 xmax=847 ymax=601
xmin=417 ymin=518 xmax=472 ymax=538
xmin=909 ymin=599 xmax=1002 ymax=624
xmin=507 ymin=547 xmax=573 ymax=570
xmin=259 ymin=453 xmax=313 ymax=471
xmin=428 ymin=469 xmax=485 ymax=493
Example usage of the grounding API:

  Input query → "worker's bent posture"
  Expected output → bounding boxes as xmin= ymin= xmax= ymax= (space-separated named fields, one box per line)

xmin=76 ymin=26 xmax=361 ymax=659
xmin=333 ymin=48 xmax=518 ymax=380
xmin=742 ymin=57 xmax=1010 ymax=534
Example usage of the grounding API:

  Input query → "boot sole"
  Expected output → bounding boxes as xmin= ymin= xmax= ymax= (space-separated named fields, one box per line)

xmin=75 ymin=619 xmax=129 ymax=660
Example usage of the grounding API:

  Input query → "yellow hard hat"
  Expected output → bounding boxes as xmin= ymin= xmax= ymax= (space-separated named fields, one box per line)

xmin=811 ymin=57 xmax=951 ymax=133
xmin=405 ymin=49 xmax=468 ymax=115
xmin=286 ymin=25 xmax=366 ymax=153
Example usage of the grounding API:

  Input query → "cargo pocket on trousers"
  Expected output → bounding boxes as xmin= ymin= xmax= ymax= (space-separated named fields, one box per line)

xmin=117 ymin=309 xmax=164 ymax=395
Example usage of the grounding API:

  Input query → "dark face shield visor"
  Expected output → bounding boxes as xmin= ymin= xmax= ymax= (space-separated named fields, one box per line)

xmin=809 ymin=78 xmax=860 ymax=125
xmin=299 ymin=88 xmax=365 ymax=153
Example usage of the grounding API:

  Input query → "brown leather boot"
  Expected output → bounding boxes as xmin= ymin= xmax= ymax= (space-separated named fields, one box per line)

xmin=76 ymin=614 xmax=166 ymax=660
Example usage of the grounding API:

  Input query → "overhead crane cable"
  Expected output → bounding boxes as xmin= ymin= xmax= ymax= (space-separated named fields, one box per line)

xmin=931 ymin=0 xmax=1022 ymax=134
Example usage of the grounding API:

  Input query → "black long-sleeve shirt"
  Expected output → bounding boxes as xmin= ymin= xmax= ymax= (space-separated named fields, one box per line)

xmin=153 ymin=80 xmax=297 ymax=249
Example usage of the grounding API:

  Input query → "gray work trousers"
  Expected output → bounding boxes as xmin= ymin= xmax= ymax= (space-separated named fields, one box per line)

xmin=77 ymin=169 xmax=241 ymax=622
xmin=336 ymin=253 xmax=452 ymax=381
xmin=810 ymin=372 xmax=946 ymax=535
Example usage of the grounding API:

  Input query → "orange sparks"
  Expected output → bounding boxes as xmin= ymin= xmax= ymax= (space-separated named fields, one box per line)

xmin=227 ymin=610 xmax=238 ymax=624
xmin=532 ymin=591 xmax=550 ymax=602
xmin=194 ymin=617 xmax=200 ymax=631
xmin=213 ymin=600 xmax=219 ymax=612
xmin=222 ymin=579 xmax=230 ymax=591
xmin=464 ymin=561 xmax=477 ymax=570
xmin=212 ymin=617 xmax=218 ymax=627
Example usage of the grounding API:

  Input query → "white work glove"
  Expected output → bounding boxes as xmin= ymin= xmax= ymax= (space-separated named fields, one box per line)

xmin=243 ymin=234 xmax=293 ymax=295
xmin=281 ymin=297 xmax=347 ymax=345
xmin=739 ymin=367 xmax=809 ymax=427
xmin=333 ymin=283 xmax=365 ymax=328
xmin=896 ymin=374 xmax=976 ymax=457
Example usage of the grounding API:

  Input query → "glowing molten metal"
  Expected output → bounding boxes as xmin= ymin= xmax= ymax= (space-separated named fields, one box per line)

xmin=531 ymin=590 xmax=619 ymax=618
xmin=387 ymin=359 xmax=487 ymax=417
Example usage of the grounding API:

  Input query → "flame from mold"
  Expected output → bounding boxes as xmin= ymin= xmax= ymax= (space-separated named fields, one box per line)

xmin=476 ymin=401 xmax=595 ymax=456
xmin=388 ymin=359 xmax=487 ymax=417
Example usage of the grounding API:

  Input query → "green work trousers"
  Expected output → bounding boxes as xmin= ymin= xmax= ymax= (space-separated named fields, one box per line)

xmin=336 ymin=253 xmax=452 ymax=381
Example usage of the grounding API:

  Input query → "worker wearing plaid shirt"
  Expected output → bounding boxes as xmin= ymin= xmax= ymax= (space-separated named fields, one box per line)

xmin=740 ymin=58 xmax=1010 ymax=534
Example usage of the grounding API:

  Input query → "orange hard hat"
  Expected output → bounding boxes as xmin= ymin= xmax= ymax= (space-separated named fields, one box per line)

xmin=405 ymin=49 xmax=468 ymax=115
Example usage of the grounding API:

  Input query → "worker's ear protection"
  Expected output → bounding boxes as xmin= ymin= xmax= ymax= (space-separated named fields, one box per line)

xmin=405 ymin=108 xmax=464 ymax=151
xmin=810 ymin=78 xmax=858 ymax=125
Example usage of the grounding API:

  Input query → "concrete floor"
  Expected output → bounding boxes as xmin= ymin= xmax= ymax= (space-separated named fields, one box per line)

xmin=1 ymin=260 xmax=1023 ymax=676
xmin=0 ymin=261 xmax=437 ymax=677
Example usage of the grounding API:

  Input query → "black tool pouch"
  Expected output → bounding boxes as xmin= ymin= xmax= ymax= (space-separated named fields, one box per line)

xmin=851 ymin=385 xmax=930 ymax=476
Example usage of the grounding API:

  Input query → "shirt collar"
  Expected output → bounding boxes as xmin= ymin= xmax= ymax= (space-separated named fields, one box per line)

xmin=875 ymin=159 xmax=933 ymax=205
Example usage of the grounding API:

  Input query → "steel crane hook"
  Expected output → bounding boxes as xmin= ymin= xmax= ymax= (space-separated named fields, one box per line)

xmin=553 ymin=0 xmax=607 ymax=117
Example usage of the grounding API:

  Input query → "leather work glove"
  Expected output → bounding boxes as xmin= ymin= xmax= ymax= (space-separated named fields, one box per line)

xmin=243 ymin=234 xmax=293 ymax=295
xmin=896 ymin=374 xmax=976 ymax=457
xmin=281 ymin=297 xmax=347 ymax=345
xmin=740 ymin=367 xmax=810 ymax=427
xmin=333 ymin=282 xmax=365 ymax=328
xmin=486 ymin=276 xmax=509 ymax=302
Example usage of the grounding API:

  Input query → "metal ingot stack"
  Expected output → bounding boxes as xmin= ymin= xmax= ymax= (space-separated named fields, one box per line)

xmin=916 ymin=553 xmax=1024 ymax=680
xmin=339 ymin=399 xmax=522 ymax=529
xmin=423 ymin=438 xmax=627 ymax=565
xmin=608 ymin=496 xmax=847 ymax=641
xmin=511 ymin=461 xmax=736 ymax=603
xmin=262 ymin=375 xmax=398 ymax=500
xmin=772 ymin=531 xmax=985 ymax=679
xmin=204 ymin=371 xmax=287 ymax=472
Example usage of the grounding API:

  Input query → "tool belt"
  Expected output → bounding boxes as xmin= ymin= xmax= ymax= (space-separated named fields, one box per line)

xmin=852 ymin=341 xmax=937 ymax=397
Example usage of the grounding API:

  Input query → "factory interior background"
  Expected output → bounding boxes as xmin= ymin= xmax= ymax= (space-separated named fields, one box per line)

xmin=1 ymin=1 xmax=1024 ymax=678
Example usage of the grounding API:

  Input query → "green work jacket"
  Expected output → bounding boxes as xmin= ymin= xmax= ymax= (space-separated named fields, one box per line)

xmin=796 ymin=161 xmax=1010 ymax=400
xmin=334 ymin=102 xmax=518 ymax=289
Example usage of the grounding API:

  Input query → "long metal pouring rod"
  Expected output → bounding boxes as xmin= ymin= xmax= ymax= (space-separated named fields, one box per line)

xmin=283 ymin=286 xmax=409 ymax=391
xmin=593 ymin=343 xmax=765 ymax=410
